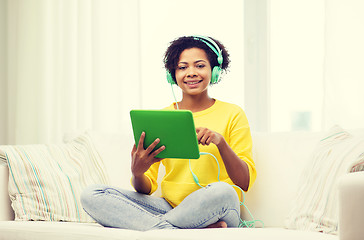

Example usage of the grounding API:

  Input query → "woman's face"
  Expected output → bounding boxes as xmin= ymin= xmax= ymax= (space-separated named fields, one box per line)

xmin=175 ymin=48 xmax=212 ymax=96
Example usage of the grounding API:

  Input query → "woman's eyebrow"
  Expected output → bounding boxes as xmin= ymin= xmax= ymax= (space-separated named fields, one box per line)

xmin=178 ymin=59 xmax=207 ymax=64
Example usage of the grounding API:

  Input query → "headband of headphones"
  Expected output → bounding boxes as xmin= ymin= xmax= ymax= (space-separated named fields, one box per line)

xmin=166 ymin=35 xmax=223 ymax=85
xmin=193 ymin=35 xmax=223 ymax=66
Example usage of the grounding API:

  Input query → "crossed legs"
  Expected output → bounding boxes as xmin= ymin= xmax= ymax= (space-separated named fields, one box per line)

xmin=81 ymin=182 xmax=240 ymax=231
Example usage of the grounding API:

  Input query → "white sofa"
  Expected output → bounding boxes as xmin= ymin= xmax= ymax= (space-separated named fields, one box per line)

xmin=1 ymin=128 xmax=364 ymax=240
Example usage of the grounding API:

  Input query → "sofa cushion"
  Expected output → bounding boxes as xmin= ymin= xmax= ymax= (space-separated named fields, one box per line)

xmin=285 ymin=125 xmax=364 ymax=234
xmin=0 ymin=221 xmax=138 ymax=240
xmin=0 ymin=132 xmax=109 ymax=222
xmin=245 ymin=130 xmax=323 ymax=227
xmin=63 ymin=130 xmax=136 ymax=191
xmin=85 ymin=131 xmax=135 ymax=190
xmin=0 ymin=148 xmax=6 ymax=164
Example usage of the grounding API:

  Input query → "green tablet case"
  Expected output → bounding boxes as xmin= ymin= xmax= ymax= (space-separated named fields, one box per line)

xmin=130 ymin=110 xmax=200 ymax=159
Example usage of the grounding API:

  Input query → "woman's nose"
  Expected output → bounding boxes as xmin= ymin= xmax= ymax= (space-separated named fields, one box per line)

xmin=187 ymin=68 xmax=197 ymax=78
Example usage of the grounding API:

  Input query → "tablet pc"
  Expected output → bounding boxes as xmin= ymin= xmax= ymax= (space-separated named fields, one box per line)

xmin=130 ymin=110 xmax=200 ymax=159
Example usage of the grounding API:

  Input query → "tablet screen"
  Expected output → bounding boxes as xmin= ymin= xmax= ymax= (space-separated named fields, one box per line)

xmin=130 ymin=110 xmax=200 ymax=159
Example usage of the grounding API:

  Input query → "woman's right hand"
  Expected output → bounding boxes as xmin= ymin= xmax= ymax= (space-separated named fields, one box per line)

xmin=131 ymin=132 xmax=165 ymax=178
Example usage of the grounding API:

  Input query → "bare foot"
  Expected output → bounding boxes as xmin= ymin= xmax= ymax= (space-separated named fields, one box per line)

xmin=206 ymin=221 xmax=227 ymax=228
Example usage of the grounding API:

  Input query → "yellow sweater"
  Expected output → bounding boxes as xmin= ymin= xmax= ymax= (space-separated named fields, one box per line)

xmin=144 ymin=100 xmax=256 ymax=207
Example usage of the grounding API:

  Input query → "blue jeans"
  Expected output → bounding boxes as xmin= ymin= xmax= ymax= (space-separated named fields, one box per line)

xmin=81 ymin=181 xmax=240 ymax=231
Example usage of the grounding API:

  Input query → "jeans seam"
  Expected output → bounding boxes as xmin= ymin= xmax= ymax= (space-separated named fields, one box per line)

xmin=103 ymin=188 xmax=169 ymax=216
xmin=87 ymin=193 xmax=161 ymax=230
xmin=188 ymin=207 xmax=240 ymax=228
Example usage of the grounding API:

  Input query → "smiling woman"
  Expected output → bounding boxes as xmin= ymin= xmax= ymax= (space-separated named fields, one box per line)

xmin=80 ymin=35 xmax=256 ymax=230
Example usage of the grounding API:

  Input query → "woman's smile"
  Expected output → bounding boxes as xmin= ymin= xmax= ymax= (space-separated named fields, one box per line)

xmin=184 ymin=80 xmax=203 ymax=88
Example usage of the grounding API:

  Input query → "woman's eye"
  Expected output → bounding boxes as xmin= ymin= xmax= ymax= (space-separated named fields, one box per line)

xmin=178 ymin=66 xmax=187 ymax=70
xmin=197 ymin=64 xmax=205 ymax=68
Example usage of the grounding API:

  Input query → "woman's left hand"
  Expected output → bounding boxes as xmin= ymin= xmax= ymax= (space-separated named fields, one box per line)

xmin=196 ymin=127 xmax=224 ymax=146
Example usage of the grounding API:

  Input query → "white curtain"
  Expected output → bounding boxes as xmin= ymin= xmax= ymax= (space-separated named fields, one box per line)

xmin=1 ymin=0 xmax=247 ymax=144
xmin=2 ymin=0 xmax=141 ymax=144
xmin=323 ymin=0 xmax=364 ymax=130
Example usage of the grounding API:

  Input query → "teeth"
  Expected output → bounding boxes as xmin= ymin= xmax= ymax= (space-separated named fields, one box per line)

xmin=186 ymin=81 xmax=201 ymax=85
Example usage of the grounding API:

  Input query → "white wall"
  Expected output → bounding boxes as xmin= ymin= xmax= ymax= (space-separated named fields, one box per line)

xmin=0 ymin=0 xmax=6 ymax=144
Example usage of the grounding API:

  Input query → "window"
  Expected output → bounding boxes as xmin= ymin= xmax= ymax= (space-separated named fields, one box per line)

xmin=269 ymin=0 xmax=325 ymax=132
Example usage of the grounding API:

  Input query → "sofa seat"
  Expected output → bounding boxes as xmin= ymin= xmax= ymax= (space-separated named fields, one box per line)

xmin=0 ymin=221 xmax=337 ymax=240
xmin=0 ymin=221 xmax=136 ymax=240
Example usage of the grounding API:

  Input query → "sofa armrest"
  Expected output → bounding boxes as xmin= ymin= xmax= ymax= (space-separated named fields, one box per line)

xmin=0 ymin=164 xmax=15 ymax=220
xmin=339 ymin=171 xmax=364 ymax=240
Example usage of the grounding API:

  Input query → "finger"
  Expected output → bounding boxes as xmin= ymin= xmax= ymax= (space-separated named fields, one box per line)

xmin=196 ymin=129 xmax=205 ymax=142
xmin=137 ymin=132 xmax=145 ymax=149
xmin=200 ymin=134 xmax=209 ymax=145
xmin=145 ymin=138 xmax=161 ymax=154
xmin=205 ymin=136 xmax=212 ymax=145
xmin=197 ymin=129 xmax=209 ymax=144
xmin=132 ymin=144 xmax=137 ymax=154
xmin=206 ymin=132 xmax=215 ymax=145
xmin=150 ymin=145 xmax=166 ymax=158
xmin=195 ymin=127 xmax=201 ymax=134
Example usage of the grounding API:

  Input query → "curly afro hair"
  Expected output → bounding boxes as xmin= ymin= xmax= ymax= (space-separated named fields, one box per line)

xmin=163 ymin=36 xmax=230 ymax=85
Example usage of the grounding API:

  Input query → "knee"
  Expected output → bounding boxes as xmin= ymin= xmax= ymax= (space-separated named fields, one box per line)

xmin=207 ymin=182 xmax=236 ymax=195
xmin=206 ymin=182 xmax=240 ymax=207
xmin=80 ymin=184 xmax=107 ymax=210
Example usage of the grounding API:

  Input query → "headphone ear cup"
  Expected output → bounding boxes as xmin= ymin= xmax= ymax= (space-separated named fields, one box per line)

xmin=166 ymin=71 xmax=176 ymax=84
xmin=211 ymin=66 xmax=222 ymax=84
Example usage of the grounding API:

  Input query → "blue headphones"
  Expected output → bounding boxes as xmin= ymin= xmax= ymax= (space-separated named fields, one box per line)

xmin=166 ymin=35 xmax=223 ymax=85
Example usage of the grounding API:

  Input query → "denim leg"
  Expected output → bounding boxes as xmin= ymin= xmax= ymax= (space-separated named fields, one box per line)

xmin=80 ymin=184 xmax=176 ymax=231
xmin=163 ymin=182 xmax=240 ymax=229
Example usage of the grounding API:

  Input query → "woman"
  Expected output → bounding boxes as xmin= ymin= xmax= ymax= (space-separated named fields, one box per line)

xmin=81 ymin=36 xmax=256 ymax=230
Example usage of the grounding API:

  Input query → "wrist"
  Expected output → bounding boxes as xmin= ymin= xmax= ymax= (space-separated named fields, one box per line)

xmin=216 ymin=137 xmax=227 ymax=149
xmin=132 ymin=172 xmax=145 ymax=179
xmin=132 ymin=173 xmax=151 ymax=194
